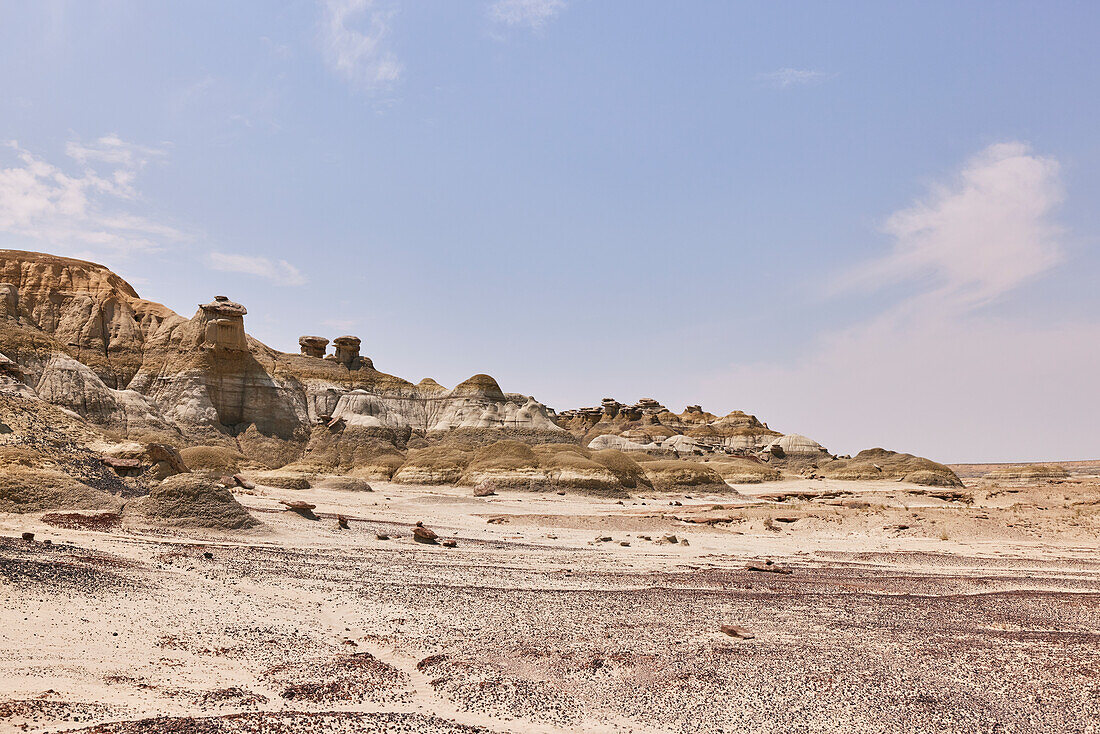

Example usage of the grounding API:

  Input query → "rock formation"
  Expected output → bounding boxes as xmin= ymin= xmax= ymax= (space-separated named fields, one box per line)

xmin=0 ymin=249 xmax=961 ymax=489
xmin=124 ymin=474 xmax=259 ymax=529
xmin=0 ymin=249 xmax=567 ymax=465
xmin=554 ymin=397 xmax=960 ymax=485
xmin=299 ymin=336 xmax=329 ymax=359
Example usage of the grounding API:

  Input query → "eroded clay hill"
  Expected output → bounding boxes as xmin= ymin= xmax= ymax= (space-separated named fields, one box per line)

xmin=0 ymin=249 xmax=960 ymax=490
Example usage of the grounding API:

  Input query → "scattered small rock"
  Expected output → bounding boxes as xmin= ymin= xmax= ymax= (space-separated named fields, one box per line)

xmin=337 ymin=515 xmax=350 ymax=529
xmin=596 ymin=536 xmax=613 ymax=543
xmin=442 ymin=538 xmax=457 ymax=548
xmin=721 ymin=624 xmax=754 ymax=639
xmin=21 ymin=531 xmax=34 ymax=541
xmin=202 ymin=551 xmax=214 ymax=559
xmin=746 ymin=560 xmax=792 ymax=574
xmin=473 ymin=483 xmax=496 ymax=497
xmin=663 ymin=534 xmax=679 ymax=544
xmin=376 ymin=533 xmax=390 ymax=540
xmin=619 ymin=541 xmax=630 ymax=547
xmin=280 ymin=499 xmax=319 ymax=520
xmin=233 ymin=474 xmax=256 ymax=490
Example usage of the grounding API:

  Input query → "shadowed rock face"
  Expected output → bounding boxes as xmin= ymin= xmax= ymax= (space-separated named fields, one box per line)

xmin=0 ymin=283 xmax=17 ymax=319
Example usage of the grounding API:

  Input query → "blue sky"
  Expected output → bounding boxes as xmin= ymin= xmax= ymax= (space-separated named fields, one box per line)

xmin=1 ymin=0 xmax=1098 ymax=462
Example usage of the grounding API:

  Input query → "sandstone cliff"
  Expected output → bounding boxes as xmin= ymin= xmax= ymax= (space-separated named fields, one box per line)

xmin=0 ymin=249 xmax=960 ymax=488
xmin=0 ymin=250 xmax=564 ymax=468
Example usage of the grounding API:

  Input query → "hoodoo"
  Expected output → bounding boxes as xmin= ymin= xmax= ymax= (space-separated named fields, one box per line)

xmin=299 ymin=335 xmax=329 ymax=358
xmin=0 ymin=249 xmax=960 ymax=488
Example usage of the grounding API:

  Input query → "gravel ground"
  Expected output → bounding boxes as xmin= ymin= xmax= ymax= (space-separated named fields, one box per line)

xmin=2 ymin=479 xmax=1099 ymax=733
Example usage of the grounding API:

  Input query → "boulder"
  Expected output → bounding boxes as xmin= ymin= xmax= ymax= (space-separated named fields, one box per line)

xmin=233 ymin=474 xmax=256 ymax=490
xmin=280 ymin=499 xmax=319 ymax=520
xmin=412 ymin=522 xmax=438 ymax=543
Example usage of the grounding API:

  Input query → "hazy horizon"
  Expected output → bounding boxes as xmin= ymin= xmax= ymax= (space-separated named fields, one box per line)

xmin=1 ymin=1 xmax=1098 ymax=463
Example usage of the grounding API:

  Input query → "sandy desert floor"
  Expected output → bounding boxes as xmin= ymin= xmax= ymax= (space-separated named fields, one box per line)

xmin=2 ymin=474 xmax=1100 ymax=733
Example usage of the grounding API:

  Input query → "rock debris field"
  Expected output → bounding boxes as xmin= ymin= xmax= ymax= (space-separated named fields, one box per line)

xmin=3 ymin=474 xmax=1100 ymax=734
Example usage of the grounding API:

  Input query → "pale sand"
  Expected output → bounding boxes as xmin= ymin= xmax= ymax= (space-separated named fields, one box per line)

xmin=2 ymin=475 xmax=1100 ymax=733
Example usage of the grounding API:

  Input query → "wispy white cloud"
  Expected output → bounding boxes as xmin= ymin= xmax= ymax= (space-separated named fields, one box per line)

xmin=0 ymin=137 xmax=183 ymax=258
xmin=700 ymin=142 xmax=1091 ymax=462
xmin=318 ymin=0 xmax=401 ymax=91
xmin=757 ymin=68 xmax=832 ymax=88
xmin=488 ymin=0 xmax=566 ymax=29
xmin=838 ymin=142 xmax=1063 ymax=312
xmin=207 ymin=252 xmax=307 ymax=286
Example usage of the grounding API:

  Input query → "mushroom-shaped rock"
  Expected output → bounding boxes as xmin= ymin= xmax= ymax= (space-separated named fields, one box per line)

xmin=200 ymin=295 xmax=247 ymax=317
xmin=299 ymin=335 xmax=329 ymax=358
xmin=199 ymin=296 xmax=248 ymax=352
xmin=331 ymin=336 xmax=362 ymax=368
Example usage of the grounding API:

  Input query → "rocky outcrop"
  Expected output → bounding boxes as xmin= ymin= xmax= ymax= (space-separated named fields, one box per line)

xmin=558 ymin=398 xmax=780 ymax=456
xmin=124 ymin=474 xmax=259 ymax=529
xmin=817 ymin=448 xmax=961 ymax=486
xmin=0 ymin=468 xmax=123 ymax=514
xmin=0 ymin=250 xmax=565 ymax=460
xmin=0 ymin=249 xmax=960 ymax=488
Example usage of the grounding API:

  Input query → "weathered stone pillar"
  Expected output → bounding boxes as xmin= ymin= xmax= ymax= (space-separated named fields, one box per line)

xmin=199 ymin=296 xmax=248 ymax=353
xmin=332 ymin=335 xmax=361 ymax=369
xmin=299 ymin=335 xmax=329 ymax=358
